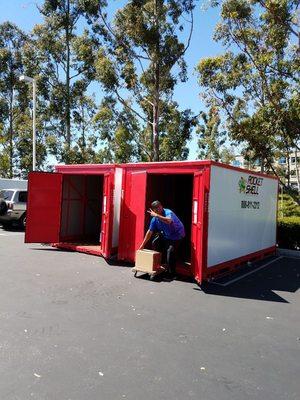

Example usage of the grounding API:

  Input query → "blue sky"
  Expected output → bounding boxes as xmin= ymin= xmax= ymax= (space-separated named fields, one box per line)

xmin=0 ymin=0 xmax=224 ymax=160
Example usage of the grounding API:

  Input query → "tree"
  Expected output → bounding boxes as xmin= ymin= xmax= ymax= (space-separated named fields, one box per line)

xmin=94 ymin=96 xmax=140 ymax=163
xmin=13 ymin=112 xmax=47 ymax=178
xmin=0 ymin=22 xmax=45 ymax=178
xmin=0 ymin=22 xmax=28 ymax=177
xmin=196 ymin=105 xmax=226 ymax=161
xmin=33 ymin=0 xmax=103 ymax=163
xmin=219 ymin=146 xmax=236 ymax=164
xmin=197 ymin=0 xmax=300 ymax=179
xmin=94 ymin=0 xmax=196 ymax=161
xmin=71 ymin=94 xmax=98 ymax=163
xmin=159 ymin=102 xmax=197 ymax=161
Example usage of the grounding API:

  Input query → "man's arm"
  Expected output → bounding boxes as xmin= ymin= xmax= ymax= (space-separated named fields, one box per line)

xmin=139 ymin=229 xmax=153 ymax=250
xmin=148 ymin=209 xmax=172 ymax=224
xmin=156 ymin=214 xmax=172 ymax=224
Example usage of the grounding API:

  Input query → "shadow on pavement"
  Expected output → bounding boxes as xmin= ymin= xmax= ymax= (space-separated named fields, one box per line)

xmin=106 ymin=257 xmax=133 ymax=268
xmin=30 ymin=247 xmax=72 ymax=253
xmin=0 ymin=224 xmax=24 ymax=232
xmin=198 ymin=257 xmax=300 ymax=303
xmin=25 ymin=244 xmax=300 ymax=300
xmin=133 ymin=271 xmax=195 ymax=284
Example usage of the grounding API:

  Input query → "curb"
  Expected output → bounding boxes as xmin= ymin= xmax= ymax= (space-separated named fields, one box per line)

xmin=277 ymin=248 xmax=300 ymax=258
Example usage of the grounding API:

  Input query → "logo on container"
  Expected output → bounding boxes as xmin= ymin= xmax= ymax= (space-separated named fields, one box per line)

xmin=238 ymin=175 xmax=263 ymax=196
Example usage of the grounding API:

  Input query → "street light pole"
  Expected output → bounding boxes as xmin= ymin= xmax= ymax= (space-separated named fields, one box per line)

xmin=19 ymin=75 xmax=37 ymax=171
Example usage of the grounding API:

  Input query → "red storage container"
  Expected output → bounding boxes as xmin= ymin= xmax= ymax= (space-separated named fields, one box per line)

xmin=25 ymin=164 xmax=123 ymax=258
xmin=118 ymin=161 xmax=278 ymax=284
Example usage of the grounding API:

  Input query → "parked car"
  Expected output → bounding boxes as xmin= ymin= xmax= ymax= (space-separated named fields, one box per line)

xmin=0 ymin=178 xmax=27 ymax=190
xmin=0 ymin=189 xmax=27 ymax=229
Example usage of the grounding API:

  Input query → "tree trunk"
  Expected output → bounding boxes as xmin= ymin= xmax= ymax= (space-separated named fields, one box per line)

xmin=65 ymin=0 xmax=71 ymax=162
xmin=266 ymin=159 xmax=300 ymax=205
xmin=298 ymin=8 xmax=300 ymax=57
xmin=295 ymin=149 xmax=300 ymax=193
xmin=8 ymin=86 xmax=14 ymax=179
xmin=287 ymin=150 xmax=290 ymax=186
xmin=81 ymin=104 xmax=86 ymax=160
xmin=260 ymin=157 xmax=264 ymax=173
xmin=152 ymin=0 xmax=160 ymax=162
xmin=9 ymin=103 xmax=13 ymax=179
xmin=153 ymin=100 xmax=159 ymax=161
xmin=149 ymin=122 xmax=154 ymax=161
xmin=8 ymin=60 xmax=14 ymax=179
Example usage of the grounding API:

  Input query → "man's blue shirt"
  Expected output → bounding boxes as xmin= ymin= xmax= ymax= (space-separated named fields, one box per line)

xmin=149 ymin=208 xmax=185 ymax=240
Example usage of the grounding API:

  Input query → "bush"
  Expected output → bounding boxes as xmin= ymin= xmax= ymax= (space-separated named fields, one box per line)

xmin=277 ymin=217 xmax=300 ymax=250
xmin=277 ymin=193 xmax=300 ymax=217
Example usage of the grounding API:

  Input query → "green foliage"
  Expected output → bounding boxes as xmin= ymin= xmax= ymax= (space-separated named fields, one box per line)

xmin=159 ymin=102 xmax=197 ymax=161
xmin=95 ymin=50 xmax=118 ymax=90
xmin=219 ymin=147 xmax=236 ymax=164
xmin=197 ymin=0 xmax=300 ymax=178
xmin=197 ymin=105 xmax=226 ymax=160
xmin=13 ymin=112 xmax=47 ymax=178
xmin=32 ymin=0 xmax=103 ymax=163
xmin=277 ymin=217 xmax=300 ymax=250
xmin=0 ymin=153 xmax=10 ymax=178
xmin=94 ymin=96 xmax=139 ymax=163
xmin=0 ymin=22 xmax=43 ymax=178
xmin=94 ymin=0 xmax=197 ymax=161
xmin=46 ymin=103 xmax=100 ymax=164
xmin=0 ymin=1 xmax=202 ymax=173
xmin=71 ymin=94 xmax=99 ymax=163
xmin=278 ymin=193 xmax=300 ymax=218
xmin=114 ymin=125 xmax=136 ymax=163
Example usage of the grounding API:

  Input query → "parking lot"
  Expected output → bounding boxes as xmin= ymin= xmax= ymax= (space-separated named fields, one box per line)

xmin=0 ymin=225 xmax=299 ymax=400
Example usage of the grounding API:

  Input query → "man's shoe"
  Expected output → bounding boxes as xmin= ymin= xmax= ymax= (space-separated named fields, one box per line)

xmin=166 ymin=271 xmax=176 ymax=280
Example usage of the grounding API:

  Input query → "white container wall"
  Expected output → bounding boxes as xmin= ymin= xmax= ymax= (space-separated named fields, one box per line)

xmin=207 ymin=165 xmax=278 ymax=267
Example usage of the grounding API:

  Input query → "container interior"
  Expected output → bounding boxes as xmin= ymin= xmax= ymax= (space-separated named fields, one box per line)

xmin=144 ymin=174 xmax=194 ymax=265
xmin=60 ymin=174 xmax=103 ymax=244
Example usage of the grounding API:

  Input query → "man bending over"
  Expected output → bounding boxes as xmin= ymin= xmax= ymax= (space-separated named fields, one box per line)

xmin=139 ymin=200 xmax=185 ymax=278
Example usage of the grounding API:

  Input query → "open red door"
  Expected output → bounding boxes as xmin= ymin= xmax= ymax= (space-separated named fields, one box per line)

xmin=119 ymin=170 xmax=147 ymax=261
xmin=25 ymin=172 xmax=63 ymax=243
xmin=131 ymin=171 xmax=147 ymax=256
xmin=100 ymin=172 xmax=114 ymax=258
xmin=191 ymin=171 xmax=204 ymax=283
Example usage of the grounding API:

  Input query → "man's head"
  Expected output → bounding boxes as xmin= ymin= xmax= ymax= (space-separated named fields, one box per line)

xmin=151 ymin=200 xmax=163 ymax=215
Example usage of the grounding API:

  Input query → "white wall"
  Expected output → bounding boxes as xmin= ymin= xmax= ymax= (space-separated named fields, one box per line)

xmin=112 ymin=167 xmax=122 ymax=248
xmin=207 ymin=166 xmax=278 ymax=268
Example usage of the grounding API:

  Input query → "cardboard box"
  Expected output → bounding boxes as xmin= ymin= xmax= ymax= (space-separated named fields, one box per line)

xmin=135 ymin=249 xmax=162 ymax=273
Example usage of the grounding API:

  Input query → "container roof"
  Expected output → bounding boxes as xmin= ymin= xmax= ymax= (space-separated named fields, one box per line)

xmin=53 ymin=160 xmax=278 ymax=180
xmin=55 ymin=163 xmax=116 ymax=173
xmin=120 ymin=160 xmax=278 ymax=180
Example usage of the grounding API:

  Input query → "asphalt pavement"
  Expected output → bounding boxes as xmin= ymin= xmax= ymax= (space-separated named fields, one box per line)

xmin=0 ymin=226 xmax=299 ymax=400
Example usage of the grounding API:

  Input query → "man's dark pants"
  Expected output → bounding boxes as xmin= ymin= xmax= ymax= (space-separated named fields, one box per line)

xmin=152 ymin=234 xmax=182 ymax=275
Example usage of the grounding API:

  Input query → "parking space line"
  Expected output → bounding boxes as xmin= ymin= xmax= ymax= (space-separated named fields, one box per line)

xmin=212 ymin=256 xmax=284 ymax=287
xmin=0 ymin=232 xmax=23 ymax=236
